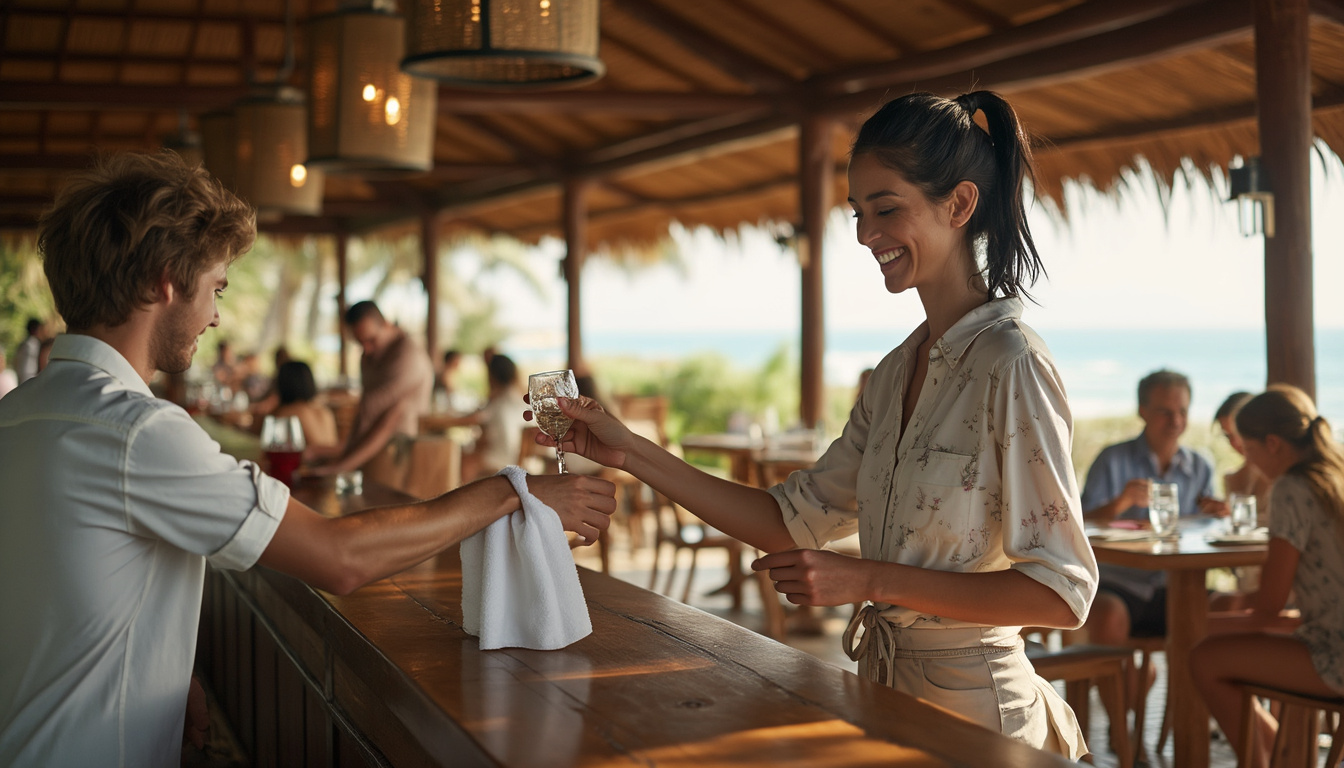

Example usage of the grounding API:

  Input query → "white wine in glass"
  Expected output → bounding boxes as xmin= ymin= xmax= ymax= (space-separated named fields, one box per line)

xmin=528 ymin=369 xmax=578 ymax=474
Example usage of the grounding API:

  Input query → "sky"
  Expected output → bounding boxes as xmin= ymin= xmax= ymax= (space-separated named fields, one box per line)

xmin=467 ymin=154 xmax=1344 ymax=342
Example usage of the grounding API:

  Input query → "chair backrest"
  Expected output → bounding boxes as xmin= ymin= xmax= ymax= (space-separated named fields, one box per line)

xmin=364 ymin=434 xmax=461 ymax=500
xmin=614 ymin=395 xmax=669 ymax=447
xmin=517 ymin=425 xmax=558 ymax=475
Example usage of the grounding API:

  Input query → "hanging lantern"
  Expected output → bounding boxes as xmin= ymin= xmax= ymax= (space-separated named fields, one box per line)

xmin=401 ymin=0 xmax=604 ymax=89
xmin=233 ymin=86 xmax=324 ymax=217
xmin=199 ymin=110 xmax=238 ymax=190
xmin=308 ymin=2 xmax=437 ymax=174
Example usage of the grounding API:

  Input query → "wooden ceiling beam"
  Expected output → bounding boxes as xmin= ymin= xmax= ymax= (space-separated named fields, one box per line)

xmin=8 ymin=7 xmax=290 ymax=24
xmin=600 ymin=28 xmax=724 ymax=91
xmin=0 ymin=83 xmax=766 ymax=117
xmin=941 ymin=0 xmax=1013 ymax=32
xmin=714 ymin=0 xmax=835 ymax=67
xmin=611 ymin=0 xmax=796 ymax=92
xmin=435 ymin=89 xmax=769 ymax=116
xmin=2 ymin=50 xmax=287 ymax=67
xmin=1045 ymin=87 xmax=1344 ymax=153
xmin=1312 ymin=0 xmax=1344 ymax=27
xmin=829 ymin=0 xmax=1253 ymax=114
xmin=815 ymin=0 xmax=1207 ymax=96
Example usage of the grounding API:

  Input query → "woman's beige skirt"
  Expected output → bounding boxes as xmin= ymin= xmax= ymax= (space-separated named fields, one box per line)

xmin=845 ymin=604 xmax=1087 ymax=760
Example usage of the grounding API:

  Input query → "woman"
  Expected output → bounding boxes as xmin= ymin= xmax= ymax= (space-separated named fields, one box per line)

xmin=1216 ymin=391 xmax=1273 ymax=515
xmin=535 ymin=91 xmax=1097 ymax=757
xmin=441 ymin=353 xmax=526 ymax=480
xmin=272 ymin=361 xmax=338 ymax=449
xmin=1192 ymin=385 xmax=1344 ymax=768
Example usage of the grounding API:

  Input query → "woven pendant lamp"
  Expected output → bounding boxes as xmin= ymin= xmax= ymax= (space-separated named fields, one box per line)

xmin=232 ymin=87 xmax=324 ymax=217
xmin=308 ymin=1 xmax=437 ymax=174
xmin=401 ymin=0 xmax=604 ymax=89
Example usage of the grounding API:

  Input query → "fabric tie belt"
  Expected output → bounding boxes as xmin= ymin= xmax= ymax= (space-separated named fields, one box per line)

xmin=843 ymin=603 xmax=1021 ymax=686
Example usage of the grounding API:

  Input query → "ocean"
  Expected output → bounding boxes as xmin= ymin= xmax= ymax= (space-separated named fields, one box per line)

xmin=557 ymin=327 xmax=1344 ymax=423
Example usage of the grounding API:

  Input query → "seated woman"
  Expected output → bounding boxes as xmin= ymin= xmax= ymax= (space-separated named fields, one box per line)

xmin=1192 ymin=384 xmax=1344 ymax=768
xmin=273 ymin=361 xmax=339 ymax=450
xmin=1216 ymin=391 xmax=1274 ymax=516
xmin=436 ymin=353 xmax=526 ymax=481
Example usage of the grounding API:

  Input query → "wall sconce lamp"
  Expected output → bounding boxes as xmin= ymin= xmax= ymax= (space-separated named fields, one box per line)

xmin=1227 ymin=156 xmax=1274 ymax=238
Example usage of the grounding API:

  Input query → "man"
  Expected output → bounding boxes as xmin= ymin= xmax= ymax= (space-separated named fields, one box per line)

xmin=310 ymin=300 xmax=434 ymax=475
xmin=12 ymin=317 xmax=44 ymax=384
xmin=1080 ymin=369 xmax=1225 ymax=646
xmin=0 ymin=152 xmax=615 ymax=767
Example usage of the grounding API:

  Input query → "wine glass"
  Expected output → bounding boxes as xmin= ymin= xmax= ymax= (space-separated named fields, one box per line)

xmin=528 ymin=369 xmax=578 ymax=474
xmin=260 ymin=415 xmax=306 ymax=487
xmin=1148 ymin=481 xmax=1180 ymax=539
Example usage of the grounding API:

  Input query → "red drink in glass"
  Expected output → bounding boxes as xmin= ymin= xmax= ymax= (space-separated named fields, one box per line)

xmin=264 ymin=449 xmax=303 ymax=487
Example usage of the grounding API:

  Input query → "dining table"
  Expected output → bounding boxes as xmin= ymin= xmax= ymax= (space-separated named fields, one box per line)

xmin=196 ymin=474 xmax=1079 ymax=767
xmin=1088 ymin=521 xmax=1270 ymax=768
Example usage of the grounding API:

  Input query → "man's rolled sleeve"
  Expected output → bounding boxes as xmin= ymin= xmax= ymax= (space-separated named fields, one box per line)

xmin=209 ymin=462 xmax=290 ymax=570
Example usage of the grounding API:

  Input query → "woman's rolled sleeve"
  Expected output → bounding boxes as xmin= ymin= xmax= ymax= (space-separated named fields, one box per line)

xmin=994 ymin=350 xmax=1098 ymax=627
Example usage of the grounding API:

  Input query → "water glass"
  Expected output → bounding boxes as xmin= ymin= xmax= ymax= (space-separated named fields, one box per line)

xmin=1228 ymin=493 xmax=1258 ymax=534
xmin=1148 ymin=481 xmax=1180 ymax=538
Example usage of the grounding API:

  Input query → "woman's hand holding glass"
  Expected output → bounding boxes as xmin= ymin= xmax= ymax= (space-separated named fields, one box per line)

xmin=523 ymin=393 xmax=635 ymax=471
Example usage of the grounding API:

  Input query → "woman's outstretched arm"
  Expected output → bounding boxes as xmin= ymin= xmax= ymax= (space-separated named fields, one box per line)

xmin=533 ymin=395 xmax=796 ymax=553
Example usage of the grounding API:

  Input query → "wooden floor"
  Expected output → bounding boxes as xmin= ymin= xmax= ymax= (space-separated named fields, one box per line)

xmin=574 ymin=532 xmax=1252 ymax=768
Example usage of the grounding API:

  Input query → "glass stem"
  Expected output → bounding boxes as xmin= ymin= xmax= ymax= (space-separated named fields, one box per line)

xmin=555 ymin=447 xmax=568 ymax=474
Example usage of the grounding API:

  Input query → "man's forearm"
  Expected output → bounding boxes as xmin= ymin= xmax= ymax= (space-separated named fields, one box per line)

xmin=262 ymin=476 xmax=519 ymax=594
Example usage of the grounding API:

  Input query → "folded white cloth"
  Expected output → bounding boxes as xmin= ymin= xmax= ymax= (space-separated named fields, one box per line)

xmin=459 ymin=465 xmax=592 ymax=650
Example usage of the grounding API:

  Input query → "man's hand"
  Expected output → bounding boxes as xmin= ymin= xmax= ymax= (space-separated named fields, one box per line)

xmin=1117 ymin=477 xmax=1152 ymax=512
xmin=528 ymin=473 xmax=618 ymax=546
xmin=524 ymin=395 xmax=634 ymax=470
xmin=184 ymin=674 xmax=209 ymax=751
xmin=751 ymin=549 xmax=872 ymax=607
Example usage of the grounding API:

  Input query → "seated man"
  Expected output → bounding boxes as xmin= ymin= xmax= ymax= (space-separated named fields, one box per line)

xmin=0 ymin=152 xmax=616 ymax=767
xmin=310 ymin=300 xmax=435 ymax=475
xmin=1082 ymin=369 xmax=1226 ymax=646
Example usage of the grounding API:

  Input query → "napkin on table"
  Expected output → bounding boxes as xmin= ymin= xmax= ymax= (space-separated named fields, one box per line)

xmin=459 ymin=465 xmax=592 ymax=650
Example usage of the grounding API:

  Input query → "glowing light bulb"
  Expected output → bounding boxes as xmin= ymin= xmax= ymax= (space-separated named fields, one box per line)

xmin=384 ymin=96 xmax=401 ymax=126
xmin=540 ymin=0 xmax=550 ymax=16
xmin=290 ymin=164 xmax=307 ymax=187
xmin=362 ymin=84 xmax=377 ymax=102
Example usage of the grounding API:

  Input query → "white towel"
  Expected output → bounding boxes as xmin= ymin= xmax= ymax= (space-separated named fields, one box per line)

xmin=459 ymin=465 xmax=592 ymax=650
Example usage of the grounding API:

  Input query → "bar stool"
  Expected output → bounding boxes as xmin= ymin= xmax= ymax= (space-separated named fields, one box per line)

xmin=1024 ymin=635 xmax=1135 ymax=768
xmin=1238 ymin=683 xmax=1344 ymax=768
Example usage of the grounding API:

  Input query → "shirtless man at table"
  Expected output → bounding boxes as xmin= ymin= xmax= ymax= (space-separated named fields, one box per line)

xmin=0 ymin=152 xmax=616 ymax=768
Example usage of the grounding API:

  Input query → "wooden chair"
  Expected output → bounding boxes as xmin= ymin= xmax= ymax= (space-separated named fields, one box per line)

xmin=1238 ymin=683 xmax=1344 ymax=768
xmin=363 ymin=434 xmax=459 ymax=500
xmin=1022 ymin=635 xmax=1135 ymax=768
xmin=1128 ymin=635 xmax=1171 ymax=761
xmin=647 ymin=488 xmax=746 ymax=607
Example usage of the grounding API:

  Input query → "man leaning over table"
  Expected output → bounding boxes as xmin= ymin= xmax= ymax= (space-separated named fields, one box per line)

xmin=306 ymin=299 xmax=434 ymax=477
xmin=0 ymin=152 xmax=617 ymax=768
xmin=1078 ymin=370 xmax=1227 ymax=700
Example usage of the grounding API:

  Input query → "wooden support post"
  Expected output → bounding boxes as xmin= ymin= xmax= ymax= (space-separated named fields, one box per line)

xmin=564 ymin=177 xmax=591 ymax=371
xmin=799 ymin=116 xmax=834 ymax=429
xmin=421 ymin=213 xmax=439 ymax=361
xmin=1256 ymin=0 xmax=1315 ymax=398
xmin=335 ymin=228 xmax=349 ymax=380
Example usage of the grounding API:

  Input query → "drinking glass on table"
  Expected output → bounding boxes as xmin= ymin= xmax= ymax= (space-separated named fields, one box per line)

xmin=1228 ymin=492 xmax=1258 ymax=535
xmin=260 ymin=414 xmax=306 ymax=487
xmin=1148 ymin=481 xmax=1180 ymax=539
xmin=528 ymin=369 xmax=578 ymax=474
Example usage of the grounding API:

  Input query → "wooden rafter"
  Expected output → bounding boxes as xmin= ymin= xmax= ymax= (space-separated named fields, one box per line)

xmin=1311 ymin=0 xmax=1344 ymax=26
xmin=829 ymin=0 xmax=1254 ymax=112
xmin=814 ymin=0 xmax=1207 ymax=96
xmin=821 ymin=4 xmax=912 ymax=56
xmin=714 ymin=0 xmax=838 ymax=70
xmin=941 ymin=0 xmax=1013 ymax=32
xmin=600 ymin=28 xmax=723 ymax=91
xmin=611 ymin=0 xmax=796 ymax=92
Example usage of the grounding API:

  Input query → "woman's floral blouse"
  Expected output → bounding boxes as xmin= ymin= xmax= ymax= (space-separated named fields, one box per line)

xmin=769 ymin=298 xmax=1098 ymax=629
xmin=1269 ymin=473 xmax=1344 ymax=693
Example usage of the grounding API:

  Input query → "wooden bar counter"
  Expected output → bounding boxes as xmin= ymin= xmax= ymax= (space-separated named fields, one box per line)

xmin=199 ymin=478 xmax=1074 ymax=767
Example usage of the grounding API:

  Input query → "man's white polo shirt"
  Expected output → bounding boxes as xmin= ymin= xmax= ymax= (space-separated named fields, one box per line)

xmin=0 ymin=335 xmax=290 ymax=767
